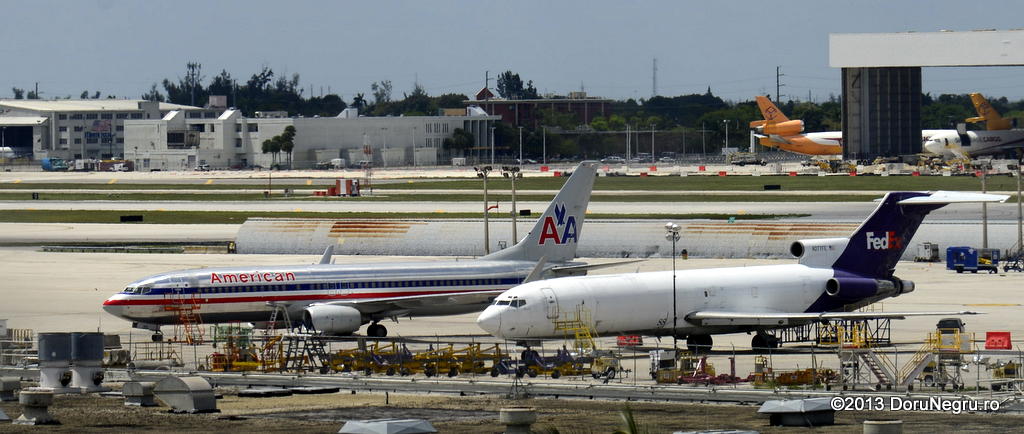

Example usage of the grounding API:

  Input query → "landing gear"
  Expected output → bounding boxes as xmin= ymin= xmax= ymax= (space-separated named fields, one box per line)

xmin=151 ymin=332 xmax=164 ymax=342
xmin=366 ymin=323 xmax=388 ymax=338
xmin=751 ymin=333 xmax=780 ymax=351
xmin=686 ymin=335 xmax=713 ymax=353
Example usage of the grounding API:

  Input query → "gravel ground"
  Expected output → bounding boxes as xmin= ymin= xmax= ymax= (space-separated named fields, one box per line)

xmin=2 ymin=388 xmax=1024 ymax=433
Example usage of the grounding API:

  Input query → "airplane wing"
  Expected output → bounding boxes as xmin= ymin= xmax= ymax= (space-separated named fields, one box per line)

xmin=317 ymin=289 xmax=507 ymax=314
xmin=550 ymin=259 xmax=646 ymax=276
xmin=685 ymin=310 xmax=981 ymax=326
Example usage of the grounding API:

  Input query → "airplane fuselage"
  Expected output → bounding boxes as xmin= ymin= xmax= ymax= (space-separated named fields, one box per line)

xmin=104 ymin=259 xmax=539 ymax=326
xmin=924 ymin=130 xmax=1024 ymax=158
xmin=477 ymin=264 xmax=873 ymax=339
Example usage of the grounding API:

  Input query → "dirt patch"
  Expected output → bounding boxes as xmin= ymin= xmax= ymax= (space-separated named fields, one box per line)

xmin=2 ymin=391 xmax=1023 ymax=433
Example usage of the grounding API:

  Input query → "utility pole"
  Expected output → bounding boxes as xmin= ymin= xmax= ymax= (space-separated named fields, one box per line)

xmin=698 ymin=122 xmax=711 ymax=160
xmin=652 ymin=57 xmax=658 ymax=98
xmin=776 ymin=66 xmax=785 ymax=103
xmin=542 ymin=126 xmax=547 ymax=165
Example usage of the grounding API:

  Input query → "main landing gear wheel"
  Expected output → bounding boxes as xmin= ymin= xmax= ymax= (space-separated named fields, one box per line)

xmin=367 ymin=323 xmax=388 ymax=338
xmin=151 ymin=332 xmax=164 ymax=342
xmin=686 ymin=335 xmax=713 ymax=353
xmin=751 ymin=334 xmax=780 ymax=351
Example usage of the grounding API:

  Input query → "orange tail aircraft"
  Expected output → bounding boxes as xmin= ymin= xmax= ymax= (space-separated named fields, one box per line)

xmin=750 ymin=96 xmax=842 ymax=156
xmin=967 ymin=93 xmax=1013 ymax=131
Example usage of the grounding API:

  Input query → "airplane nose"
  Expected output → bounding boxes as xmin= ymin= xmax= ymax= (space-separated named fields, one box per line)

xmin=102 ymin=299 xmax=124 ymax=317
xmin=923 ymin=140 xmax=943 ymax=155
xmin=476 ymin=307 xmax=502 ymax=337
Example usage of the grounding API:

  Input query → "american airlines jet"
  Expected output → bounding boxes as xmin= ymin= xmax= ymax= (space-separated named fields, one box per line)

xmin=478 ymin=191 xmax=1006 ymax=351
xmin=104 ymin=162 xmax=604 ymax=339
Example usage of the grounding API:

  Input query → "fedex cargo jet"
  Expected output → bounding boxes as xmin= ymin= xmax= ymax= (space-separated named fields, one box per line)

xmin=104 ymin=162 xmax=606 ymax=339
xmin=478 ymin=191 xmax=1006 ymax=351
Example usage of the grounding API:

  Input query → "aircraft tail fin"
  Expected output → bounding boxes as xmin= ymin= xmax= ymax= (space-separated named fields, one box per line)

xmin=756 ymin=95 xmax=789 ymax=123
xmin=482 ymin=161 xmax=597 ymax=263
xmin=831 ymin=191 xmax=1008 ymax=278
xmin=968 ymin=93 xmax=1012 ymax=130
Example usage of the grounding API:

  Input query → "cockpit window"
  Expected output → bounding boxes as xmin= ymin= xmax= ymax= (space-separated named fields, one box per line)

xmin=512 ymin=300 xmax=526 ymax=308
xmin=495 ymin=300 xmax=511 ymax=306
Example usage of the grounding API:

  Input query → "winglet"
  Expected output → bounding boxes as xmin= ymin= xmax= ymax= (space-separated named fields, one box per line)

xmin=318 ymin=245 xmax=334 ymax=265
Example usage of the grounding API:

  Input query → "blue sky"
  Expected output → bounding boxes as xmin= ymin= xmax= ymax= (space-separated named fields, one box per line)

xmin=3 ymin=0 xmax=1024 ymax=102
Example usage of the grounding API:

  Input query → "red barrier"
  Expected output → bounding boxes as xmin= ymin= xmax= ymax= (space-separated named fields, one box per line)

xmin=718 ymin=171 xmax=727 ymax=176
xmin=986 ymin=331 xmax=1012 ymax=350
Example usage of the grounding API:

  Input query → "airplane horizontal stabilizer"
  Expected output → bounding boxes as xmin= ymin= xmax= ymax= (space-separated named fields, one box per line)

xmin=686 ymin=310 xmax=981 ymax=326
xmin=897 ymin=191 xmax=1009 ymax=205
xmin=549 ymin=259 xmax=646 ymax=276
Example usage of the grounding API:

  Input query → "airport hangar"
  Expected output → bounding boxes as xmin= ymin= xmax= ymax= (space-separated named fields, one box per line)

xmin=830 ymin=29 xmax=1024 ymax=160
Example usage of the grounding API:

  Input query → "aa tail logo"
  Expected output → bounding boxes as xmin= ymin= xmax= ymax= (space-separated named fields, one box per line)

xmin=539 ymin=203 xmax=578 ymax=245
xmin=865 ymin=231 xmax=902 ymax=250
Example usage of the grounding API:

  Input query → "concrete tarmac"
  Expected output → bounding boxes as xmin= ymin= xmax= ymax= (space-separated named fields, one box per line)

xmin=4 ymin=247 xmax=1022 ymax=349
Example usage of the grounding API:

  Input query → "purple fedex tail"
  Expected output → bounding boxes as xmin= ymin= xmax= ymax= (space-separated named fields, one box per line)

xmin=832 ymin=191 xmax=1008 ymax=278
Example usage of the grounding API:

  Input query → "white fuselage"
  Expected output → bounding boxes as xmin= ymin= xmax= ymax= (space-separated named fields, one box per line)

xmin=104 ymin=260 xmax=538 ymax=326
xmin=477 ymin=264 xmax=844 ymax=339
xmin=923 ymin=130 xmax=1024 ymax=158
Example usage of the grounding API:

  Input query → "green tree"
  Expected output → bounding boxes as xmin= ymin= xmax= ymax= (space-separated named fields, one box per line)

xmin=371 ymin=80 xmax=392 ymax=105
xmin=141 ymin=83 xmax=164 ymax=102
xmin=11 ymin=88 xmax=24 ymax=99
xmin=261 ymin=137 xmax=282 ymax=167
xmin=351 ymin=93 xmax=367 ymax=111
xmin=280 ymin=126 xmax=297 ymax=169
xmin=442 ymin=127 xmax=475 ymax=152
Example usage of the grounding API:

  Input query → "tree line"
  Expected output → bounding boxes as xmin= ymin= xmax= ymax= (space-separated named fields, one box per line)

xmin=12 ymin=64 xmax=1024 ymax=159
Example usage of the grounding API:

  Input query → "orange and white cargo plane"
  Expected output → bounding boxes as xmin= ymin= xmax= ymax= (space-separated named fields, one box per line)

xmin=749 ymin=96 xmax=842 ymax=156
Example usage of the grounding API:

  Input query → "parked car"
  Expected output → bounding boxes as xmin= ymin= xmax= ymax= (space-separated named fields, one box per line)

xmin=600 ymin=156 xmax=626 ymax=164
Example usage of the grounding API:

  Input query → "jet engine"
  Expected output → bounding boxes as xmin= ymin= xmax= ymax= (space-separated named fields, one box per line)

xmin=754 ymin=119 xmax=803 ymax=136
xmin=790 ymin=238 xmax=849 ymax=268
xmin=825 ymin=277 xmax=915 ymax=300
xmin=302 ymin=304 xmax=363 ymax=335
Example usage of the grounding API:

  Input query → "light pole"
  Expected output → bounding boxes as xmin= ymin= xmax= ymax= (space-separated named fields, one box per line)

xmin=489 ymin=126 xmax=496 ymax=164
xmin=665 ymin=222 xmax=681 ymax=352
xmin=722 ymin=119 xmax=732 ymax=151
xmin=517 ymin=126 xmax=523 ymax=164
xmin=476 ymin=166 xmax=492 ymax=254
xmin=503 ymin=166 xmax=521 ymax=242
xmin=542 ymin=126 xmax=547 ymax=165
xmin=381 ymin=127 xmax=388 ymax=167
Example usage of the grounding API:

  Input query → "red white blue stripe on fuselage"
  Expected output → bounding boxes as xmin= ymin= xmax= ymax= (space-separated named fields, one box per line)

xmin=103 ymin=276 xmax=524 ymax=325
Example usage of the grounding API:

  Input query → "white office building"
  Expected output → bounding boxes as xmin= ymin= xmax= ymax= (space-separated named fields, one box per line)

xmin=0 ymin=99 xmax=212 ymax=160
xmin=123 ymin=108 xmax=499 ymax=170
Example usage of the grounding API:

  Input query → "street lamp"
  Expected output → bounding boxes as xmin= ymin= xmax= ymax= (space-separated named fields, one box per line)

xmin=722 ymin=119 xmax=732 ymax=151
xmin=517 ymin=126 xmax=524 ymax=164
xmin=489 ymin=126 xmax=496 ymax=164
xmin=381 ymin=127 xmax=388 ymax=167
xmin=475 ymin=166 xmax=493 ymax=254
xmin=502 ymin=166 xmax=521 ymax=242
xmin=664 ymin=222 xmax=681 ymax=352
